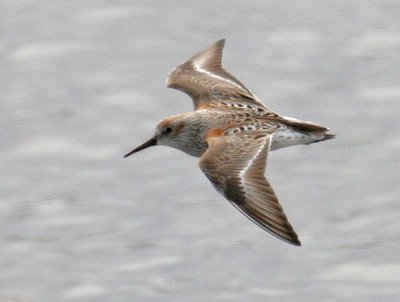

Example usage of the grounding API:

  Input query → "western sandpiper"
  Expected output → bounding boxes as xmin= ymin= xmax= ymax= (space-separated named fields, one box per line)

xmin=125 ymin=39 xmax=334 ymax=246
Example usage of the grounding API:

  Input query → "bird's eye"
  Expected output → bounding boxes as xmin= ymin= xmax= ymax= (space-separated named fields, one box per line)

xmin=164 ymin=127 xmax=172 ymax=134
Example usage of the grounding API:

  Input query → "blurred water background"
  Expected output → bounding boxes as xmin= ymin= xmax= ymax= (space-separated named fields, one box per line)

xmin=1 ymin=1 xmax=400 ymax=301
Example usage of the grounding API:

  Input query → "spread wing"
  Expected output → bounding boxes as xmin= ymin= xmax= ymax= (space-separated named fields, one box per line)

xmin=199 ymin=132 xmax=301 ymax=246
xmin=166 ymin=39 xmax=266 ymax=110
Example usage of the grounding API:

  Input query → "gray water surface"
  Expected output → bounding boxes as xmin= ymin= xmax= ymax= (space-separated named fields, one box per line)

xmin=1 ymin=1 xmax=400 ymax=301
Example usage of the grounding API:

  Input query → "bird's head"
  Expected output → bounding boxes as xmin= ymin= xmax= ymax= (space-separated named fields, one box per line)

xmin=124 ymin=115 xmax=189 ymax=157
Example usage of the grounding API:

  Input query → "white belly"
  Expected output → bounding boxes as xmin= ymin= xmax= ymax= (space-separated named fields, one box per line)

xmin=270 ymin=129 xmax=319 ymax=151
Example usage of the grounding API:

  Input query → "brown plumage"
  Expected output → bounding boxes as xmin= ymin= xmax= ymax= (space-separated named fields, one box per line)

xmin=125 ymin=39 xmax=335 ymax=246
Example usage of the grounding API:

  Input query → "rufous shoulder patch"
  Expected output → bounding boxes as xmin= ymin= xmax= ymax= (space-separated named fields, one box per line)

xmin=206 ymin=127 xmax=225 ymax=139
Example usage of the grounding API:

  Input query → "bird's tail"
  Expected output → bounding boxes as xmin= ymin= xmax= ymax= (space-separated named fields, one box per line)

xmin=308 ymin=132 xmax=336 ymax=145
xmin=322 ymin=133 xmax=336 ymax=141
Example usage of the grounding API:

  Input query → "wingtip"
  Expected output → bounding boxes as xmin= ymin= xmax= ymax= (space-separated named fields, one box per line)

xmin=211 ymin=38 xmax=226 ymax=52
xmin=278 ymin=231 xmax=302 ymax=246
xmin=215 ymin=38 xmax=225 ymax=47
xmin=188 ymin=38 xmax=226 ymax=67
xmin=166 ymin=38 xmax=228 ymax=89
xmin=291 ymin=238 xmax=302 ymax=247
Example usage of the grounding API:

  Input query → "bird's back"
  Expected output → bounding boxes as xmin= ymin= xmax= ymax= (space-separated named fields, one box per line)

xmin=195 ymin=102 xmax=333 ymax=151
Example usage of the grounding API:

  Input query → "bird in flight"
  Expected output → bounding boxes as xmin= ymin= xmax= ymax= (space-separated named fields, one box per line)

xmin=125 ymin=39 xmax=334 ymax=246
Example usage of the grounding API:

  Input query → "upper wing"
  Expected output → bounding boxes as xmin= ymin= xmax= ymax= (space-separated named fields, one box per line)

xmin=166 ymin=39 xmax=266 ymax=109
xmin=199 ymin=132 xmax=301 ymax=246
